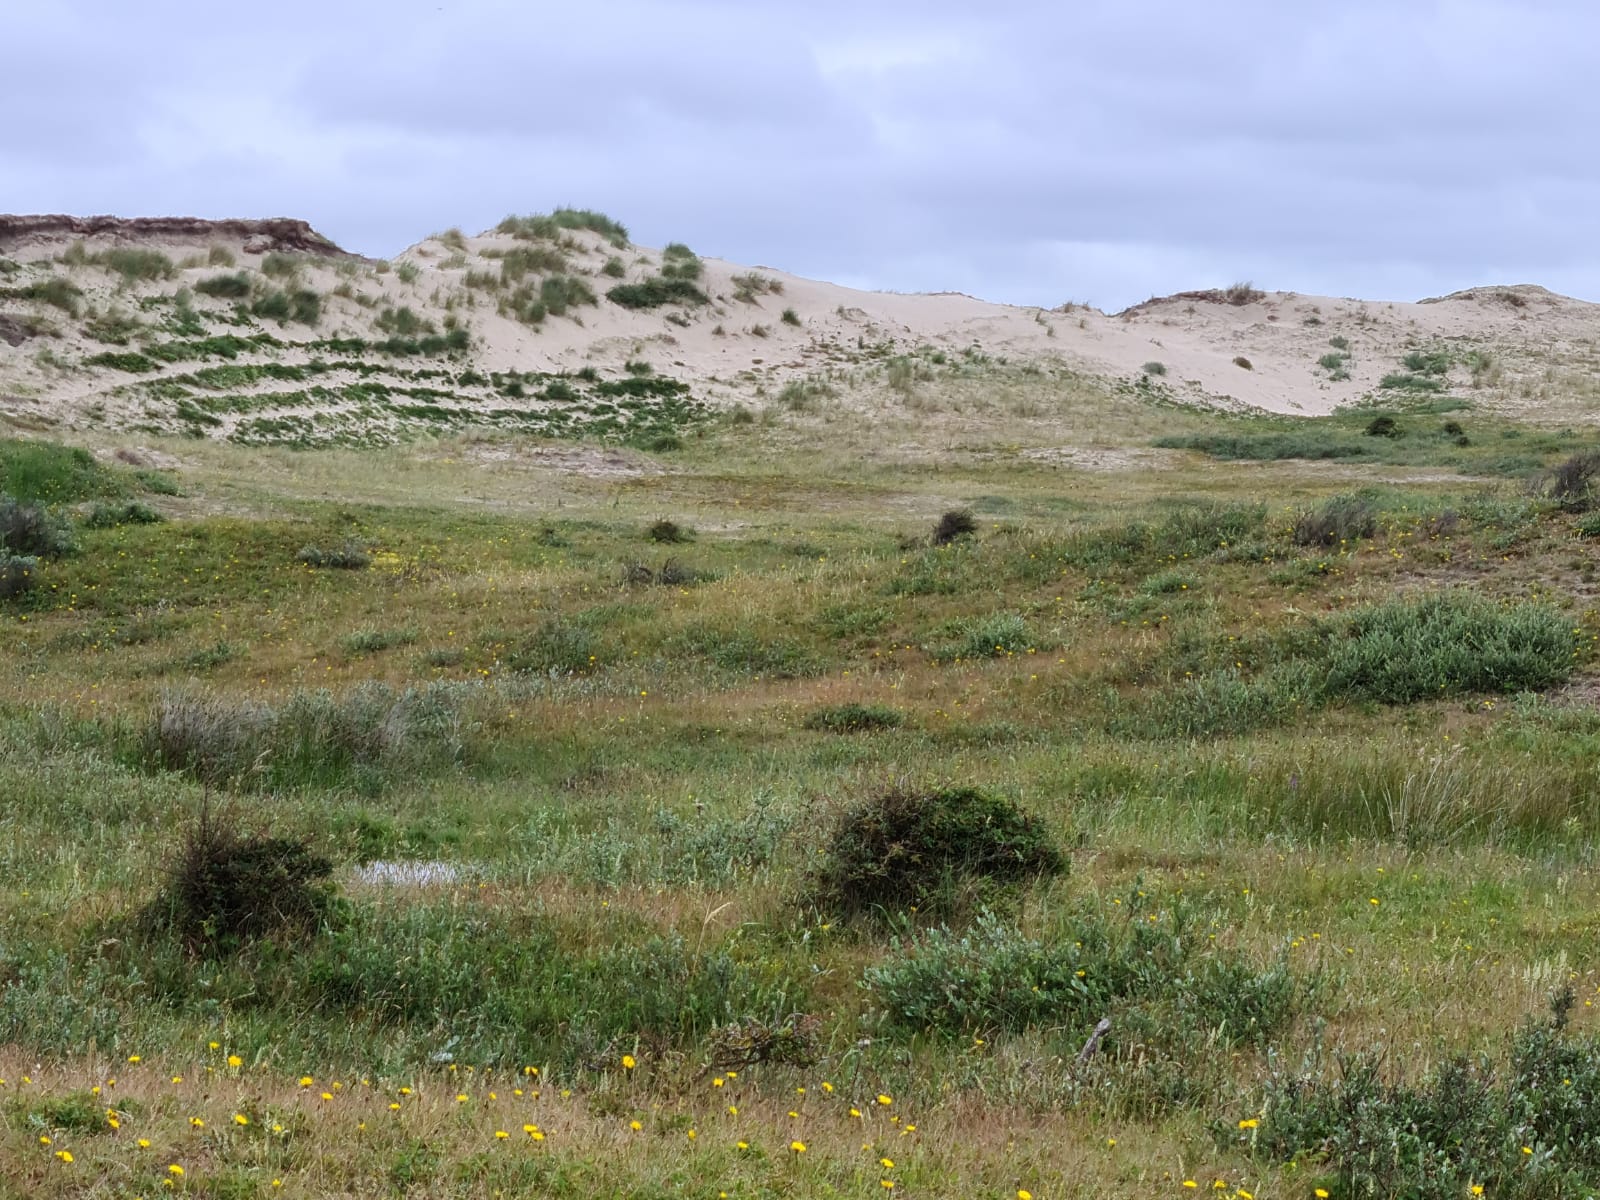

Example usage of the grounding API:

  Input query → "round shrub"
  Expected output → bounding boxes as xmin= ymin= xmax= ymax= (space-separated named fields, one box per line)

xmin=809 ymin=785 xmax=1064 ymax=918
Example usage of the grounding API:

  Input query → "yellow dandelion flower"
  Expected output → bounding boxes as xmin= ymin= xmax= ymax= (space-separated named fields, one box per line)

xmin=169 ymin=1164 xmax=185 ymax=1176
xmin=1182 ymin=1184 xmax=1198 ymax=1191
xmin=138 ymin=1138 xmax=151 ymax=1149
xmin=39 ymin=1135 xmax=51 ymax=1145
xmin=455 ymin=1094 xmax=469 ymax=1104
xmin=728 ymin=1105 xmax=738 ymax=1116
xmin=227 ymin=1055 xmax=242 ymax=1069
xmin=128 ymin=1055 xmax=141 ymax=1064
xmin=495 ymin=1130 xmax=509 ymax=1140
xmin=1237 ymin=1118 xmax=1258 ymax=1129
xmin=389 ymin=1102 xmax=401 ymax=1111
xmin=791 ymin=1140 xmax=807 ymax=1153
xmin=687 ymin=1129 xmax=697 ymax=1140
xmin=1316 ymin=1191 xmax=1330 ymax=1199
xmin=233 ymin=1113 xmax=249 ymax=1126
xmin=881 ymin=1158 xmax=895 ymax=1169
xmin=56 ymin=1150 xmax=74 ymax=1163
xmin=621 ymin=1054 xmax=637 ymax=1070
xmin=1018 ymin=1191 xmax=1033 ymax=1200
xmin=877 ymin=1094 xmax=893 ymax=1106
xmin=189 ymin=1118 xmax=205 ymax=1129
xmin=849 ymin=1107 xmax=863 ymax=1118
xmin=299 ymin=1076 xmax=313 ymax=1087
xmin=738 ymin=1140 xmax=750 ymax=1150
xmin=630 ymin=1120 xmax=643 ymax=1132
xmin=321 ymin=1092 xmax=334 ymax=1101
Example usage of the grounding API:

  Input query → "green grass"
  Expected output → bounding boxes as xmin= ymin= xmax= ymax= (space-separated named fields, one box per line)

xmin=607 ymin=277 xmax=710 ymax=309
xmin=7 ymin=401 xmax=1600 ymax=1197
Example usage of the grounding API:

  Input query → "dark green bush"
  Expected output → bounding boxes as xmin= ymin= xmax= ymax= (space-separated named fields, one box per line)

xmin=251 ymin=290 xmax=291 ymax=321
xmin=648 ymin=518 xmax=692 ymax=544
xmin=803 ymin=703 xmax=904 ymax=733
xmin=1364 ymin=414 xmax=1401 ymax=438
xmin=145 ymin=800 xmax=337 ymax=954
xmin=932 ymin=508 xmax=978 ymax=545
xmin=195 ymin=273 xmax=252 ymax=299
xmin=809 ymin=785 xmax=1064 ymax=919
xmin=607 ymin=277 xmax=709 ymax=309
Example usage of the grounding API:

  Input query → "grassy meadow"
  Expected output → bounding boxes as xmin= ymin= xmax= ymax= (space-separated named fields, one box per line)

xmin=4 ymin=380 xmax=1600 ymax=1199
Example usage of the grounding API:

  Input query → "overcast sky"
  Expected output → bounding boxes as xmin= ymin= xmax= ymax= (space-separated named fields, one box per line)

xmin=7 ymin=1 xmax=1597 ymax=311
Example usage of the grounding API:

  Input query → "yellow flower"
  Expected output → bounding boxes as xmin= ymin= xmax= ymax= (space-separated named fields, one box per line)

xmin=687 ymin=1129 xmax=697 ymax=1140
xmin=622 ymin=1055 xmax=637 ymax=1070
xmin=39 ymin=1135 xmax=51 ymax=1145
xmin=881 ymin=1158 xmax=895 ymax=1169
xmin=1316 ymin=1191 xmax=1330 ymax=1199
xmin=56 ymin=1150 xmax=74 ymax=1163
xmin=882 ymin=1182 xmax=895 ymax=1190
xmin=227 ymin=1055 xmax=242 ymax=1069
xmin=1237 ymin=1118 xmax=1259 ymax=1129
xmin=389 ymin=1102 xmax=401 ymax=1111
xmin=791 ymin=1140 xmax=807 ymax=1153
xmin=128 ymin=1055 xmax=141 ymax=1064
xmin=1182 ymin=1184 xmax=1198 ymax=1191
xmin=455 ymin=1094 xmax=468 ymax=1103
xmin=1472 ymin=1188 xmax=1484 ymax=1196
xmin=190 ymin=1117 xmax=205 ymax=1129
xmin=169 ymin=1164 xmax=185 ymax=1176
xmin=877 ymin=1094 xmax=893 ymax=1106
xmin=1019 ymin=1191 xmax=1033 ymax=1200
xmin=849 ymin=1108 xmax=863 ymax=1118
xmin=495 ymin=1130 xmax=509 ymax=1140
xmin=137 ymin=1139 xmax=151 ymax=1149
xmin=822 ymin=1081 xmax=834 ymax=1092
xmin=299 ymin=1076 xmax=313 ymax=1087
xmin=233 ymin=1113 xmax=249 ymax=1126
xmin=728 ymin=1105 xmax=738 ymax=1116
xmin=737 ymin=1141 xmax=750 ymax=1150
xmin=630 ymin=1120 xmax=643 ymax=1131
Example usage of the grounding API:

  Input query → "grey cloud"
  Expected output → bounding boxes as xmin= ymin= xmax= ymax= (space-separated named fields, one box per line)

xmin=4 ymin=0 xmax=1600 ymax=310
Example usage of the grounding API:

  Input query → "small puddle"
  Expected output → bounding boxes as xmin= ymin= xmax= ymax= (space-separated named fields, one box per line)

xmin=353 ymin=860 xmax=464 ymax=887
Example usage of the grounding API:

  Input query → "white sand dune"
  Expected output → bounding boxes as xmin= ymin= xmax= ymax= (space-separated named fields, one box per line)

xmin=3 ymin=214 xmax=1598 ymax=440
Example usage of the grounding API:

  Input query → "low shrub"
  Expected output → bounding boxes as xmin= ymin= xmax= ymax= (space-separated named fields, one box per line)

xmin=1325 ymin=592 xmax=1575 ymax=704
xmin=503 ymin=618 xmax=599 ymax=676
xmin=780 ymin=307 xmax=801 ymax=326
xmin=1242 ymin=991 xmax=1600 ymax=1198
xmin=932 ymin=508 xmax=978 ymax=545
xmin=1233 ymin=355 xmax=1253 ymax=370
xmin=931 ymin=612 xmax=1033 ymax=661
xmin=803 ymin=703 xmax=904 ymax=733
xmin=648 ymin=518 xmax=692 ymax=544
xmin=867 ymin=907 xmax=1296 ymax=1046
xmin=100 ymin=247 xmax=176 ymax=283
xmin=0 ymin=553 xmax=40 ymax=599
xmin=706 ymin=1013 xmax=821 ymax=1069
xmin=1293 ymin=494 xmax=1378 ymax=546
xmin=1364 ymin=413 xmax=1401 ymax=437
xmin=82 ymin=501 xmax=164 ymax=528
xmin=0 ymin=495 xmax=75 ymax=557
xmin=1141 ymin=361 xmax=1167 ymax=376
xmin=143 ymin=799 xmax=337 ymax=955
xmin=195 ymin=272 xmax=252 ymax=299
xmin=1546 ymin=450 xmax=1600 ymax=510
xmin=607 ymin=277 xmax=709 ymax=309
xmin=808 ymin=784 xmax=1064 ymax=919
xmin=296 ymin=541 xmax=371 ymax=569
